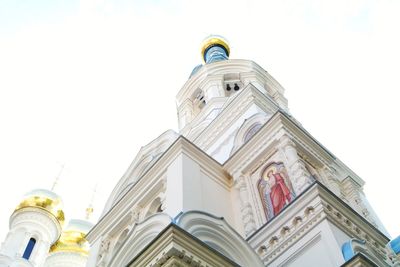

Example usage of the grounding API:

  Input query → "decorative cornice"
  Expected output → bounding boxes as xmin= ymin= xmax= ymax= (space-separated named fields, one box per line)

xmin=127 ymin=224 xmax=241 ymax=267
xmin=193 ymin=84 xmax=280 ymax=151
xmin=176 ymin=59 xmax=284 ymax=105
xmin=10 ymin=208 xmax=62 ymax=243
xmin=223 ymin=110 xmax=363 ymax=184
xmin=247 ymin=182 xmax=390 ymax=265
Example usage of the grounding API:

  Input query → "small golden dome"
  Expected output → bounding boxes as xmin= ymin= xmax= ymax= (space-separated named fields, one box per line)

xmin=14 ymin=189 xmax=65 ymax=225
xmin=200 ymin=35 xmax=230 ymax=62
xmin=50 ymin=219 xmax=93 ymax=255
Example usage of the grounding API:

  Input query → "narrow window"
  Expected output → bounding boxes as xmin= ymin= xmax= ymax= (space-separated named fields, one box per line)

xmin=22 ymin=238 xmax=36 ymax=260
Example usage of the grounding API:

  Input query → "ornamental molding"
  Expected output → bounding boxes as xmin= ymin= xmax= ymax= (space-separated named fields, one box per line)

xmin=223 ymin=111 xmax=352 ymax=183
xmin=10 ymin=208 xmax=61 ymax=243
xmin=127 ymin=223 xmax=242 ymax=267
xmin=176 ymin=59 xmax=284 ymax=105
xmin=223 ymin=114 xmax=284 ymax=178
xmin=176 ymin=211 xmax=264 ymax=266
xmin=229 ymin=112 xmax=271 ymax=157
xmin=109 ymin=213 xmax=173 ymax=267
xmin=105 ymin=130 xmax=179 ymax=212
xmin=182 ymin=98 xmax=226 ymax=138
xmin=87 ymin=137 xmax=231 ymax=244
xmin=247 ymin=183 xmax=391 ymax=266
xmin=194 ymin=84 xmax=279 ymax=151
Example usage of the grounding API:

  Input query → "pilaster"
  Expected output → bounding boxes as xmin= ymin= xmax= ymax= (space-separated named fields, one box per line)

xmin=235 ymin=177 xmax=257 ymax=236
xmin=278 ymin=135 xmax=313 ymax=195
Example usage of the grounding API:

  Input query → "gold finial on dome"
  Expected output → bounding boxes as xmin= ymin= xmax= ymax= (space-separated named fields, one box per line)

xmin=85 ymin=206 xmax=94 ymax=220
xmin=50 ymin=219 xmax=93 ymax=255
xmin=85 ymin=184 xmax=97 ymax=220
xmin=51 ymin=163 xmax=65 ymax=191
xmin=200 ymin=35 xmax=230 ymax=63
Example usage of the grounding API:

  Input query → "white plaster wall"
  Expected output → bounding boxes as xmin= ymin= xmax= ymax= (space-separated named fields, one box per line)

xmin=164 ymin=153 xmax=187 ymax=217
xmin=207 ymin=104 xmax=266 ymax=163
xmin=329 ymin=222 xmax=351 ymax=249
xmin=199 ymin=171 xmax=235 ymax=226
xmin=85 ymin=239 xmax=101 ymax=267
xmin=165 ymin=153 xmax=234 ymax=226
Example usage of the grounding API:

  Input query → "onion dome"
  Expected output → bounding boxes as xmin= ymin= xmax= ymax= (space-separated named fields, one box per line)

xmin=50 ymin=219 xmax=93 ymax=255
xmin=390 ymin=235 xmax=400 ymax=255
xmin=189 ymin=64 xmax=203 ymax=78
xmin=14 ymin=189 xmax=65 ymax=225
xmin=200 ymin=35 xmax=230 ymax=63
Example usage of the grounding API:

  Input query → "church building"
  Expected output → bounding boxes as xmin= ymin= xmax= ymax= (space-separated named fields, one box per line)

xmin=0 ymin=36 xmax=399 ymax=267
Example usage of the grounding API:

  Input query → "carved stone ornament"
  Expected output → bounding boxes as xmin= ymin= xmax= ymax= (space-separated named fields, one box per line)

xmin=96 ymin=238 xmax=111 ymax=266
xmin=235 ymin=177 xmax=256 ymax=236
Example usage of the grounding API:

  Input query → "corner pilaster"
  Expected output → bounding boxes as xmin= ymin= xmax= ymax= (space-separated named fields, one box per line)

xmin=235 ymin=177 xmax=257 ymax=236
xmin=278 ymin=135 xmax=313 ymax=195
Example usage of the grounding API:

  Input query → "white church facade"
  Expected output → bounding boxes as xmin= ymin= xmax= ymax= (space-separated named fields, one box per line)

xmin=0 ymin=36 xmax=399 ymax=267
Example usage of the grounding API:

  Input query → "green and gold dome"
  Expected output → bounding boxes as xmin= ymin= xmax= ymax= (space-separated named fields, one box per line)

xmin=14 ymin=189 xmax=65 ymax=225
xmin=50 ymin=219 xmax=93 ymax=255
xmin=200 ymin=35 xmax=230 ymax=63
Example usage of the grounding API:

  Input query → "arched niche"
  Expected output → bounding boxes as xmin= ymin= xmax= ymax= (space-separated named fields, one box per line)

xmin=230 ymin=112 xmax=270 ymax=156
xmin=144 ymin=197 xmax=163 ymax=218
xmin=176 ymin=211 xmax=264 ymax=267
xmin=108 ymin=213 xmax=172 ymax=267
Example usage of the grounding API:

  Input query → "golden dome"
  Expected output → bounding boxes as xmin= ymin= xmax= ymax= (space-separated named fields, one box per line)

xmin=50 ymin=219 xmax=93 ymax=255
xmin=14 ymin=189 xmax=65 ymax=225
xmin=200 ymin=35 xmax=230 ymax=62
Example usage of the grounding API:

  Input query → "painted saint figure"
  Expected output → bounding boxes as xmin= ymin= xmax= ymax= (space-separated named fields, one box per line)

xmin=266 ymin=170 xmax=292 ymax=215
xmin=257 ymin=162 xmax=295 ymax=221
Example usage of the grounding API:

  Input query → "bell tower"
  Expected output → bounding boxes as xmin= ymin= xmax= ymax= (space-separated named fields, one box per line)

xmin=84 ymin=36 xmax=399 ymax=267
xmin=0 ymin=189 xmax=64 ymax=267
xmin=176 ymin=35 xmax=289 ymax=163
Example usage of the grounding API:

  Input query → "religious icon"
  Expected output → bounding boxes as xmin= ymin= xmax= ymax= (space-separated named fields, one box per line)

xmin=257 ymin=162 xmax=294 ymax=221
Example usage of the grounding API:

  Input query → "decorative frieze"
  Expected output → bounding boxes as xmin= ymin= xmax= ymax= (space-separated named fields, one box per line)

xmin=341 ymin=177 xmax=377 ymax=227
xmin=96 ymin=238 xmax=111 ymax=267
xmin=249 ymin=184 xmax=391 ymax=266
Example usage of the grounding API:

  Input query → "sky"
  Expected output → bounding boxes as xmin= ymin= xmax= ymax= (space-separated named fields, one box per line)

xmin=0 ymin=0 xmax=399 ymax=243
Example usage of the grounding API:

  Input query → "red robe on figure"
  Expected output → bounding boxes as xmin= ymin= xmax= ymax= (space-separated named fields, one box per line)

xmin=269 ymin=173 xmax=292 ymax=215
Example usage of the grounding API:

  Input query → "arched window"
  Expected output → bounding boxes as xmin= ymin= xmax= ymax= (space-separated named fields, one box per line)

xmin=243 ymin=123 xmax=262 ymax=143
xmin=22 ymin=238 xmax=36 ymax=260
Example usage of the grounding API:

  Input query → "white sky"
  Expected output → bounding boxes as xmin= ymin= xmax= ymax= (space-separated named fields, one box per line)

xmin=0 ymin=0 xmax=399 ymax=243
